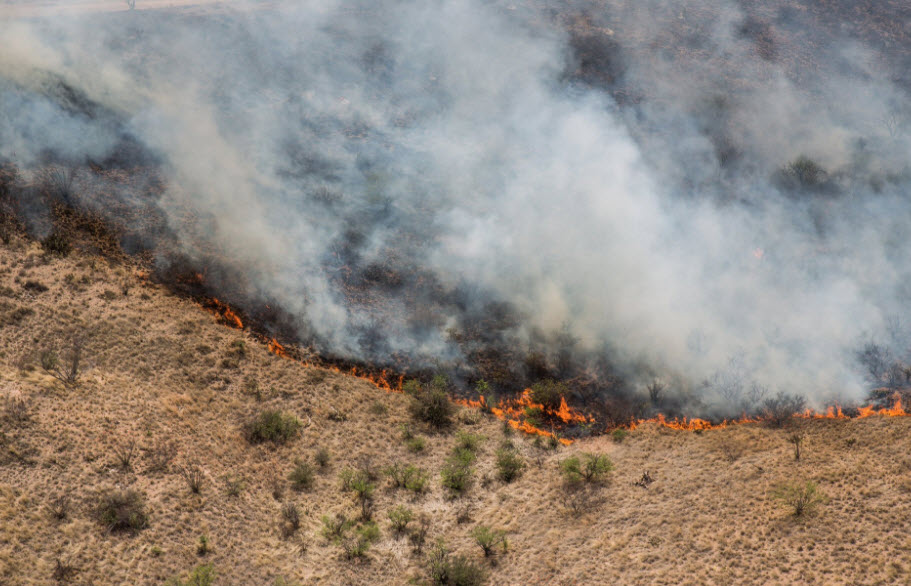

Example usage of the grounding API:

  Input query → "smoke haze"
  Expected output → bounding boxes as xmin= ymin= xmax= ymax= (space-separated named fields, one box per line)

xmin=2 ymin=0 xmax=911 ymax=415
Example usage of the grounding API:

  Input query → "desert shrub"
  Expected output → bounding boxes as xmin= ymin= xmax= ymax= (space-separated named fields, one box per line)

xmin=368 ymin=400 xmax=388 ymax=416
xmin=340 ymin=467 xmax=376 ymax=520
xmin=774 ymin=480 xmax=826 ymax=517
xmin=40 ymin=337 xmax=84 ymax=387
xmin=52 ymin=558 xmax=78 ymax=582
xmin=289 ymin=459 xmax=315 ymax=491
xmin=22 ymin=280 xmax=48 ymax=293
xmin=408 ymin=377 xmax=455 ymax=429
xmin=761 ymin=392 xmax=806 ymax=427
xmin=315 ymin=447 xmax=331 ymax=469
xmin=471 ymin=525 xmax=508 ymax=557
xmin=112 ymin=438 xmax=137 ymax=470
xmin=165 ymin=563 xmax=215 ymax=586
xmin=780 ymin=155 xmax=828 ymax=190
xmin=409 ymin=514 xmax=431 ymax=553
xmin=41 ymin=232 xmax=71 ymax=257
xmin=454 ymin=431 xmax=485 ymax=453
xmin=49 ymin=494 xmax=70 ymax=521
xmin=495 ymin=447 xmax=525 ymax=483
xmin=196 ymin=534 xmax=211 ymax=556
xmin=406 ymin=436 xmax=426 ymax=453
xmin=281 ymin=502 xmax=301 ymax=538
xmin=529 ymin=379 xmax=568 ymax=410
xmin=384 ymin=462 xmax=428 ymax=492
xmin=441 ymin=459 xmax=474 ymax=495
xmin=611 ymin=428 xmax=629 ymax=443
xmin=244 ymin=410 xmax=302 ymax=444
xmin=563 ymin=485 xmax=603 ymax=517
xmin=320 ymin=513 xmax=354 ymax=543
xmin=787 ymin=431 xmax=806 ymax=461
xmin=179 ymin=464 xmax=204 ymax=494
xmin=560 ymin=453 xmax=614 ymax=484
xmin=95 ymin=489 xmax=149 ymax=533
xmin=3 ymin=394 xmax=30 ymax=425
xmin=387 ymin=505 xmax=413 ymax=534
xmin=145 ymin=440 xmax=177 ymax=473
xmin=224 ymin=475 xmax=245 ymax=497
xmin=427 ymin=543 xmax=487 ymax=586
xmin=342 ymin=522 xmax=380 ymax=559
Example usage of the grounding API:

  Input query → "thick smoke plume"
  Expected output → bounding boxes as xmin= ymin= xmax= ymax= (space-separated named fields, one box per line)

xmin=2 ymin=0 xmax=911 ymax=416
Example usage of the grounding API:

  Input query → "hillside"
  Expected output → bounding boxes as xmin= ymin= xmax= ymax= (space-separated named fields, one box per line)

xmin=0 ymin=236 xmax=908 ymax=585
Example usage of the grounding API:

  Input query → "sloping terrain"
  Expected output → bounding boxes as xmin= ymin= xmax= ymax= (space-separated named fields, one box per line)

xmin=0 ymin=235 xmax=909 ymax=585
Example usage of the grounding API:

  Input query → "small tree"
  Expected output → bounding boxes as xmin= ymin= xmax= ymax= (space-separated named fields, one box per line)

xmin=774 ymin=481 xmax=826 ymax=517
xmin=289 ymin=459 xmax=315 ymax=491
xmin=244 ymin=410 xmax=303 ymax=444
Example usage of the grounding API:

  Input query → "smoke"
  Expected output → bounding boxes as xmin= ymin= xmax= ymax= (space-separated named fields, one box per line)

xmin=1 ymin=0 xmax=910 ymax=413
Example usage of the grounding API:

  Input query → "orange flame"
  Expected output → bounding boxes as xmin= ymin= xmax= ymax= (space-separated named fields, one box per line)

xmin=204 ymin=298 xmax=243 ymax=329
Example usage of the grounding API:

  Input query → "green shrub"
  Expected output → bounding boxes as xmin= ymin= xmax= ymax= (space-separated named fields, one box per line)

xmin=166 ymin=563 xmax=215 ymax=586
xmin=523 ymin=406 xmax=544 ymax=427
xmin=427 ymin=543 xmax=487 ymax=585
xmin=384 ymin=462 xmax=428 ymax=493
xmin=95 ymin=489 xmax=149 ymax=533
xmin=774 ymin=480 xmax=826 ymax=517
xmin=406 ymin=436 xmax=426 ymax=453
xmin=454 ymin=431 xmax=485 ymax=453
xmin=315 ymin=447 xmax=331 ymax=469
xmin=495 ymin=448 xmax=525 ymax=483
xmin=529 ymin=379 xmax=568 ymax=410
xmin=470 ymin=525 xmax=508 ymax=557
xmin=196 ymin=534 xmax=211 ymax=556
xmin=441 ymin=460 xmax=474 ymax=495
xmin=289 ymin=459 xmax=315 ymax=491
xmin=407 ymin=376 xmax=455 ymax=428
xmin=611 ymin=428 xmax=629 ymax=443
xmin=560 ymin=453 xmax=614 ymax=484
xmin=342 ymin=522 xmax=380 ymax=559
xmin=244 ymin=410 xmax=302 ymax=445
xmin=340 ymin=468 xmax=376 ymax=520
xmin=387 ymin=505 xmax=414 ymax=534
xmin=320 ymin=513 xmax=354 ymax=543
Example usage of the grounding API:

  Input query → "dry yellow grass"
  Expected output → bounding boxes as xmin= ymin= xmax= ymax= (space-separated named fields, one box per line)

xmin=0 ymin=236 xmax=909 ymax=585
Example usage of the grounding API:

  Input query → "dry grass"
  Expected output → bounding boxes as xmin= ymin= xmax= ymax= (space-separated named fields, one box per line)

xmin=0 ymin=240 xmax=909 ymax=584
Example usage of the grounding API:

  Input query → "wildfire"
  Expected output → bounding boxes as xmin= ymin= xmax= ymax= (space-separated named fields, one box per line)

xmin=204 ymin=297 xmax=243 ymax=329
xmin=198 ymin=297 xmax=911 ymax=445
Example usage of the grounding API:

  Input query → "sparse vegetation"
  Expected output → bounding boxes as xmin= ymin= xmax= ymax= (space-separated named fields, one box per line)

xmin=179 ymin=463 xmax=205 ymax=494
xmin=788 ymin=431 xmax=806 ymax=461
xmin=166 ymin=563 xmax=215 ymax=586
xmin=40 ymin=336 xmax=84 ymax=387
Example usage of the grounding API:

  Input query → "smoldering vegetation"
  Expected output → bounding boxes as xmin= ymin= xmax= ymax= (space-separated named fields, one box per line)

xmin=1 ymin=0 xmax=911 ymax=423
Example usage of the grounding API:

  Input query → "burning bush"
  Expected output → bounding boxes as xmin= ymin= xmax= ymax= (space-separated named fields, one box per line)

xmin=94 ymin=489 xmax=149 ymax=533
xmin=761 ymin=392 xmax=807 ymax=427
xmin=529 ymin=379 xmax=568 ymax=411
xmin=407 ymin=376 xmax=455 ymax=429
xmin=244 ymin=410 xmax=302 ymax=445
xmin=560 ymin=453 xmax=614 ymax=484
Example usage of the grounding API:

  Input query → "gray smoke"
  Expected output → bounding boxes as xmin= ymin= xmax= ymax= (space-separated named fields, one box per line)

xmin=1 ymin=0 xmax=910 ymax=413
